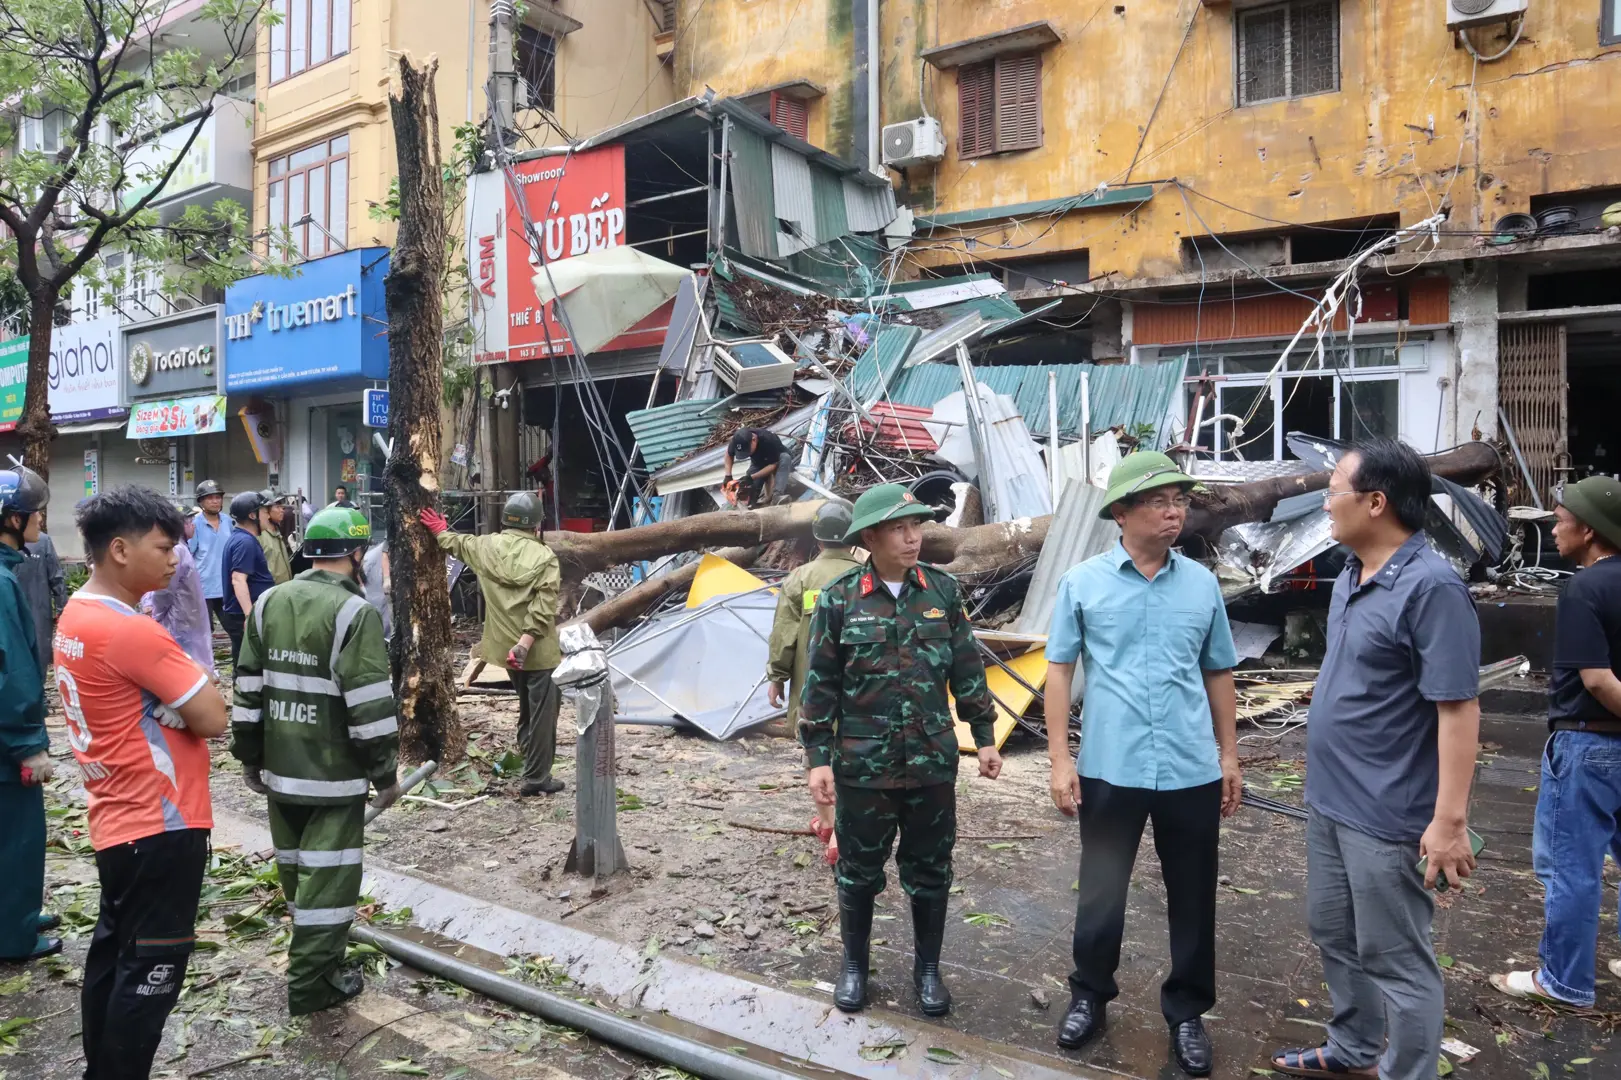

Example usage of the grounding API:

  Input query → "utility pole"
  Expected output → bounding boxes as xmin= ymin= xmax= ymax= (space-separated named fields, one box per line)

xmin=490 ymin=0 xmax=517 ymax=141
xmin=488 ymin=0 xmax=523 ymax=508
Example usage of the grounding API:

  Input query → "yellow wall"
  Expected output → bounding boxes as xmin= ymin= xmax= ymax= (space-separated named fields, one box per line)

xmin=252 ymin=0 xmax=675 ymax=248
xmin=674 ymin=0 xmax=1621 ymax=281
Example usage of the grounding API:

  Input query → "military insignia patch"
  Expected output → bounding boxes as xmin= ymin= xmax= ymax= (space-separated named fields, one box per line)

xmin=923 ymin=607 xmax=945 ymax=618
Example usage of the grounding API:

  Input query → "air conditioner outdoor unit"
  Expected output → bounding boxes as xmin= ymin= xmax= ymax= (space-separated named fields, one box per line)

xmin=1446 ymin=0 xmax=1526 ymax=31
xmin=882 ymin=117 xmax=945 ymax=169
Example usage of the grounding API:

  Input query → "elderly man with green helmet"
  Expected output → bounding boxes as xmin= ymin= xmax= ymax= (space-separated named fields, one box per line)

xmin=419 ymin=492 xmax=564 ymax=796
xmin=766 ymin=500 xmax=862 ymax=864
xmin=799 ymin=483 xmax=1001 ymax=1019
xmin=230 ymin=505 xmax=399 ymax=1015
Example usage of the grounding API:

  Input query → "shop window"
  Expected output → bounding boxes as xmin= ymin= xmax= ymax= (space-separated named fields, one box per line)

xmin=1340 ymin=379 xmax=1399 ymax=443
xmin=1236 ymin=0 xmax=1339 ymax=107
xmin=516 ymin=26 xmax=557 ymax=113
xmin=957 ymin=53 xmax=1042 ymax=158
xmin=267 ymin=134 xmax=349 ymax=259
xmin=269 ymin=0 xmax=351 ymax=84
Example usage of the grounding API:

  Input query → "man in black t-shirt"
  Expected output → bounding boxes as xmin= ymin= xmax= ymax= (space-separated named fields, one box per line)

xmin=1491 ymin=476 xmax=1621 ymax=1009
xmin=220 ymin=491 xmax=276 ymax=668
xmin=723 ymin=427 xmax=794 ymax=507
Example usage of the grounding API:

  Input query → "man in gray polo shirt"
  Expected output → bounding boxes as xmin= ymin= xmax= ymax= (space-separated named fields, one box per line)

xmin=1271 ymin=437 xmax=1480 ymax=1080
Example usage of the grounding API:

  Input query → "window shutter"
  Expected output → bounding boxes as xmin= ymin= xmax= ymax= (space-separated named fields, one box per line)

xmin=993 ymin=54 xmax=1042 ymax=152
xmin=957 ymin=61 xmax=995 ymax=158
xmin=769 ymin=92 xmax=808 ymax=141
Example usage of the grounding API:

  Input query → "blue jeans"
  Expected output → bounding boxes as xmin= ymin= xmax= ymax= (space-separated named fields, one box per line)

xmin=1534 ymin=730 xmax=1621 ymax=1006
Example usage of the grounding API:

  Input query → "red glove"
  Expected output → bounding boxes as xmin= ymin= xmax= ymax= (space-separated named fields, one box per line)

xmin=506 ymin=641 xmax=531 ymax=669
xmin=419 ymin=507 xmax=448 ymax=535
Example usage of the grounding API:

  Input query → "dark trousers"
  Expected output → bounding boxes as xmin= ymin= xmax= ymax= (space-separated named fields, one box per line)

xmin=508 ymin=667 xmax=560 ymax=783
xmin=206 ymin=597 xmax=226 ymax=632
xmin=221 ymin=610 xmax=246 ymax=668
xmin=1069 ymin=776 xmax=1221 ymax=1024
xmin=82 ymin=828 xmax=209 ymax=1080
xmin=0 ymin=782 xmax=45 ymax=958
xmin=834 ymin=782 xmax=956 ymax=901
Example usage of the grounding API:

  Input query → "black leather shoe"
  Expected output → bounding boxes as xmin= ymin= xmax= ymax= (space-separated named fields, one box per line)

xmin=910 ymin=896 xmax=951 ymax=1017
xmin=1170 ymin=1017 xmax=1213 ymax=1076
xmin=36 ymin=913 xmax=60 ymax=932
xmin=1056 ymin=997 xmax=1104 ymax=1050
xmin=833 ymin=891 xmax=873 ymax=1013
xmin=519 ymin=777 xmax=565 ymax=796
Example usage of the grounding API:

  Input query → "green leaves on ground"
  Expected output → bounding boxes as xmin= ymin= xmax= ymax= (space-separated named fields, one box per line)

xmin=963 ymin=911 xmax=1009 ymax=928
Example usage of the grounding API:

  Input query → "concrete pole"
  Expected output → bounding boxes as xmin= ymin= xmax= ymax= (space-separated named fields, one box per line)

xmin=867 ymin=0 xmax=881 ymax=175
xmin=490 ymin=0 xmax=516 ymax=137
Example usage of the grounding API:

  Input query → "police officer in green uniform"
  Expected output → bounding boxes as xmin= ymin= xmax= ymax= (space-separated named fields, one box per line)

xmin=420 ymin=493 xmax=563 ymax=795
xmin=800 ymin=483 xmax=1002 ymax=1018
xmin=230 ymin=506 xmax=399 ymax=1016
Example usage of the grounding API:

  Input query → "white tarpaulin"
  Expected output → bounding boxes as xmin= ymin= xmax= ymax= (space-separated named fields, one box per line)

xmin=534 ymin=246 xmax=690 ymax=356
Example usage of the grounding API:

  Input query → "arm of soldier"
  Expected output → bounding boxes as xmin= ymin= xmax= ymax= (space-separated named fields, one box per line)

xmin=798 ymin=591 xmax=842 ymax=805
xmin=336 ymin=604 xmax=399 ymax=792
xmin=230 ymin=602 xmax=269 ymax=765
xmin=945 ymin=580 xmax=1000 ymax=777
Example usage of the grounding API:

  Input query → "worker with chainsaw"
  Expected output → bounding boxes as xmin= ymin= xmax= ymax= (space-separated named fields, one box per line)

xmin=800 ymin=483 xmax=1002 ymax=1019
xmin=723 ymin=427 xmax=795 ymax=507
xmin=421 ymin=492 xmax=564 ymax=796
xmin=0 ymin=468 xmax=54 ymax=964
xmin=231 ymin=505 xmax=399 ymax=1016
xmin=767 ymin=500 xmax=861 ymax=865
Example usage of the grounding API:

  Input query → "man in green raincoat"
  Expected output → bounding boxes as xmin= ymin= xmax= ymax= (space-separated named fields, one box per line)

xmin=421 ymin=493 xmax=563 ymax=795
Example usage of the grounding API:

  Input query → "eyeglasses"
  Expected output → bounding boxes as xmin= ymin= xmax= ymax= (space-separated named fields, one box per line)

xmin=1136 ymin=494 xmax=1191 ymax=511
xmin=1322 ymin=489 xmax=1364 ymax=503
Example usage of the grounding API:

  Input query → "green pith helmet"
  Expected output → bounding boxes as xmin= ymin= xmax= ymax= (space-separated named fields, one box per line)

xmin=1098 ymin=451 xmax=1198 ymax=520
xmin=811 ymin=500 xmax=853 ymax=544
xmin=1560 ymin=475 xmax=1621 ymax=552
xmin=844 ymin=483 xmax=935 ymax=544
xmin=502 ymin=491 xmax=543 ymax=530
xmin=303 ymin=505 xmax=371 ymax=557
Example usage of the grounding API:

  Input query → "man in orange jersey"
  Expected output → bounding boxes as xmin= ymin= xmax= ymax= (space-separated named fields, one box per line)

xmin=58 ymin=486 xmax=228 ymax=1080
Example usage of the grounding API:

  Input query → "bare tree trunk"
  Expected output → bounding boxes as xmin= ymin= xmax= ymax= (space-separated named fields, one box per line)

xmin=18 ymin=292 xmax=58 ymax=479
xmin=385 ymin=56 xmax=463 ymax=766
xmin=570 ymin=546 xmax=764 ymax=634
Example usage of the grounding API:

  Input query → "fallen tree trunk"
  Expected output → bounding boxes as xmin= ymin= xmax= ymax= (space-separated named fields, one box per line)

xmin=571 ymin=546 xmax=764 ymax=633
xmin=553 ymin=441 xmax=1504 ymax=625
xmin=1179 ymin=441 xmax=1502 ymax=539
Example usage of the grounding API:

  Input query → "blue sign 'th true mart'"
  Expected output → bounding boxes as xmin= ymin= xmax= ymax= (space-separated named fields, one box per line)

xmin=223 ymin=248 xmax=390 ymax=392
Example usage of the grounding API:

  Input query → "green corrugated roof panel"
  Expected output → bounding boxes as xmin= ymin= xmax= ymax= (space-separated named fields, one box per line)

xmin=711 ymin=283 xmax=760 ymax=334
xmin=914 ymin=294 xmax=1026 ymax=327
xmin=880 ymin=359 xmax=1185 ymax=442
xmin=626 ymin=398 xmax=729 ymax=471
xmin=847 ymin=324 xmax=922 ymax=405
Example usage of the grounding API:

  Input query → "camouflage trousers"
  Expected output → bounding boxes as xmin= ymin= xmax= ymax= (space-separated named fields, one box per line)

xmin=834 ymin=782 xmax=956 ymax=901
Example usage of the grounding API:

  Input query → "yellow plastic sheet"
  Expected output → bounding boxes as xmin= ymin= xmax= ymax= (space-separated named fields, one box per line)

xmin=686 ymin=553 xmax=770 ymax=607
xmin=954 ymin=647 xmax=1048 ymax=752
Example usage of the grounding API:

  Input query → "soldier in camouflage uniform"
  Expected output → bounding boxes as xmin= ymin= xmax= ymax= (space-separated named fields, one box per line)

xmin=231 ymin=506 xmax=399 ymax=1016
xmin=799 ymin=484 xmax=1002 ymax=1018
xmin=767 ymin=501 xmax=860 ymax=862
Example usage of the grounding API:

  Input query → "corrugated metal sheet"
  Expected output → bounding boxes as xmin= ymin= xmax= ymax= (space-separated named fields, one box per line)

xmin=847 ymin=324 xmax=922 ymax=406
xmin=909 ymin=294 xmax=1025 ymax=330
xmin=1015 ymin=480 xmax=1117 ymax=635
xmin=728 ymin=123 xmax=777 ymax=260
xmin=811 ymin=164 xmax=848 ymax=242
xmin=1049 ymin=433 xmax=1119 ymax=497
xmin=843 ymin=176 xmax=897 ymax=233
xmin=625 ymin=398 xmax=728 ymax=471
xmin=843 ymin=402 xmax=938 ymax=453
xmin=711 ymin=283 xmax=760 ymax=333
xmin=927 ymin=386 xmax=1053 ymax=522
xmin=880 ymin=278 xmax=1006 ymax=311
xmin=772 ymin=143 xmax=816 ymax=256
xmin=881 ymin=359 xmax=1184 ymax=442
xmin=908 ymin=312 xmax=986 ymax=367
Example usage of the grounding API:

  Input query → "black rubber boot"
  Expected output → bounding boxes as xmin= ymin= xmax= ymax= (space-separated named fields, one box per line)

xmin=911 ymin=895 xmax=951 ymax=1017
xmin=834 ymin=891 xmax=873 ymax=1013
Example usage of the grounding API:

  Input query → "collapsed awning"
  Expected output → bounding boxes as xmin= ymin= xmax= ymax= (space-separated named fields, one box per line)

xmin=536 ymin=247 xmax=690 ymax=357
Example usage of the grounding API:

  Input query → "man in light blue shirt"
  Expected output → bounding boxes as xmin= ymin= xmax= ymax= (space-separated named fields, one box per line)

xmin=187 ymin=480 xmax=231 ymax=636
xmin=1043 ymin=451 xmax=1239 ymax=1078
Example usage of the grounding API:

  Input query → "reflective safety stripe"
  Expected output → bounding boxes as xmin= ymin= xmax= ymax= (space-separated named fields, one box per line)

xmin=802 ymin=589 xmax=821 ymax=613
xmin=331 ymin=595 xmax=370 ymax=674
xmin=261 ymin=771 xmax=370 ymax=798
xmin=235 ymin=675 xmax=264 ymax=693
xmin=291 ymin=905 xmax=356 ymax=927
xmin=263 ymin=670 xmax=341 ymax=696
xmin=344 ymin=680 xmax=393 ymax=708
xmin=295 ymin=848 xmax=363 ymax=869
xmin=348 ymin=716 xmax=398 ymax=741
xmin=233 ymin=706 xmax=262 ymax=725
xmin=275 ymin=848 xmax=299 ymax=864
